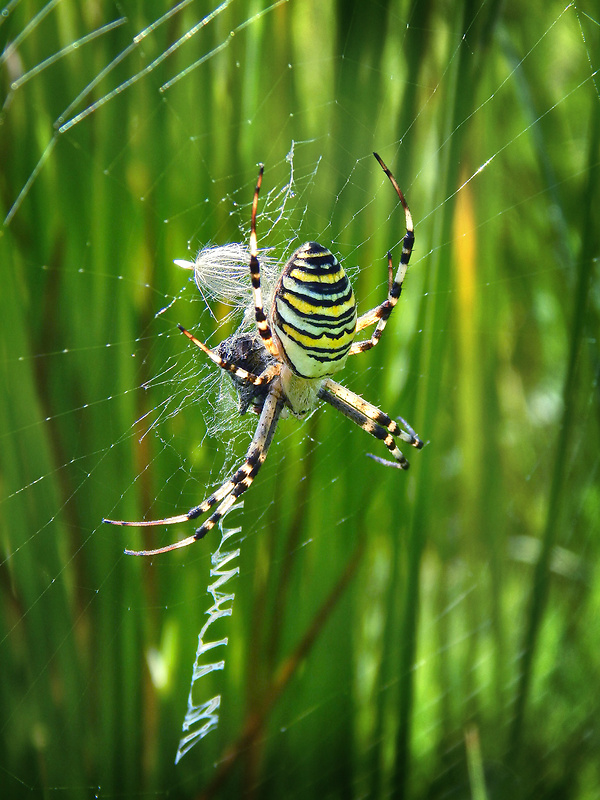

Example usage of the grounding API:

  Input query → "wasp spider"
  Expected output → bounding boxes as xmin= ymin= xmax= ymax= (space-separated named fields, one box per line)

xmin=104 ymin=153 xmax=424 ymax=556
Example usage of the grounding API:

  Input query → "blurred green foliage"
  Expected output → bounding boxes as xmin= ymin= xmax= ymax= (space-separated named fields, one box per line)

xmin=1 ymin=1 xmax=599 ymax=798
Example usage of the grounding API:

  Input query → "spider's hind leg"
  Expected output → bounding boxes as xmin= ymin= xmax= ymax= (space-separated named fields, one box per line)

xmin=249 ymin=165 xmax=279 ymax=358
xmin=350 ymin=153 xmax=415 ymax=357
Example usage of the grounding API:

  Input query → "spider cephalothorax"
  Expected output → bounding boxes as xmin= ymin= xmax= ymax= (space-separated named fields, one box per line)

xmin=104 ymin=153 xmax=424 ymax=555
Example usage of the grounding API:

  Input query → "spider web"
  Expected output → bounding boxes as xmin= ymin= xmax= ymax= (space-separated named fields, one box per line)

xmin=1 ymin=1 xmax=599 ymax=798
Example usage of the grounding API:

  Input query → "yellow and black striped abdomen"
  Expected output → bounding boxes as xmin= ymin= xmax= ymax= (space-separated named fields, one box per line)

xmin=271 ymin=242 xmax=357 ymax=379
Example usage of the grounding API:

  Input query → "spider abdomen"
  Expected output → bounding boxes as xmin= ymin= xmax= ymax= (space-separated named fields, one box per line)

xmin=271 ymin=242 xmax=357 ymax=379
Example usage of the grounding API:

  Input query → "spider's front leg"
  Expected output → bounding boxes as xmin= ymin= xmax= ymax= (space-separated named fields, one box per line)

xmin=103 ymin=387 xmax=285 ymax=555
xmin=318 ymin=378 xmax=423 ymax=470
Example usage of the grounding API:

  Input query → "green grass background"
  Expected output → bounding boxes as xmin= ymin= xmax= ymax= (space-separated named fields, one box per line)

xmin=1 ymin=0 xmax=599 ymax=798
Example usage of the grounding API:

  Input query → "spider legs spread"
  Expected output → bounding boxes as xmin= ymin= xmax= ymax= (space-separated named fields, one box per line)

xmin=105 ymin=157 xmax=423 ymax=555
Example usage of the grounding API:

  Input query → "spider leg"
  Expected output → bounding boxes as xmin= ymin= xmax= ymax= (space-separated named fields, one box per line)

xmin=104 ymin=387 xmax=285 ymax=555
xmin=318 ymin=379 xmax=422 ymax=469
xmin=177 ymin=324 xmax=271 ymax=386
xmin=353 ymin=252 xmax=403 ymax=335
xmin=350 ymin=152 xmax=414 ymax=356
xmin=249 ymin=165 xmax=279 ymax=358
xmin=321 ymin=379 xmax=423 ymax=448
xmin=365 ymin=453 xmax=412 ymax=470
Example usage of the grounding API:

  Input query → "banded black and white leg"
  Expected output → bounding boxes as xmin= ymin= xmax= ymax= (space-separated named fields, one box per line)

xmin=350 ymin=152 xmax=414 ymax=356
xmin=177 ymin=324 xmax=278 ymax=387
xmin=318 ymin=378 xmax=423 ymax=470
xmin=103 ymin=388 xmax=285 ymax=555
xmin=249 ymin=164 xmax=279 ymax=359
